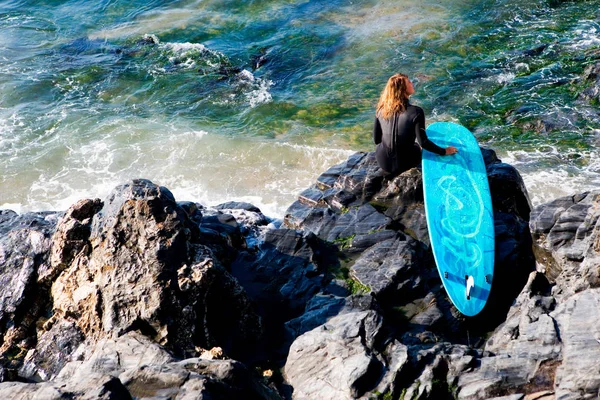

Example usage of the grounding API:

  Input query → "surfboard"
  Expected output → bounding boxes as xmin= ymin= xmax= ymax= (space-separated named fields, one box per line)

xmin=422 ymin=122 xmax=495 ymax=316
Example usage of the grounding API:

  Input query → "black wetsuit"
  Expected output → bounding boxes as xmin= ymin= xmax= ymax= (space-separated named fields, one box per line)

xmin=373 ymin=104 xmax=445 ymax=176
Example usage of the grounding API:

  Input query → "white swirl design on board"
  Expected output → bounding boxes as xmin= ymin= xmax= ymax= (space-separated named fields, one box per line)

xmin=437 ymin=136 xmax=485 ymax=271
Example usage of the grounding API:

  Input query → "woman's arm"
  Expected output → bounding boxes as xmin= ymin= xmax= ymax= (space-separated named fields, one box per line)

xmin=373 ymin=117 xmax=382 ymax=145
xmin=414 ymin=109 xmax=446 ymax=155
xmin=414 ymin=110 xmax=458 ymax=155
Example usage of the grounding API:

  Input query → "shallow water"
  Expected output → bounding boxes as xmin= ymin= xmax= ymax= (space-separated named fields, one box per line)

xmin=1 ymin=0 xmax=599 ymax=216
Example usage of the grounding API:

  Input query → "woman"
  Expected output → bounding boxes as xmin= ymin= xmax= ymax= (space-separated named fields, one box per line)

xmin=373 ymin=73 xmax=457 ymax=176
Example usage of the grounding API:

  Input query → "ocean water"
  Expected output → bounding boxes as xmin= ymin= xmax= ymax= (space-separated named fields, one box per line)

xmin=1 ymin=0 xmax=599 ymax=217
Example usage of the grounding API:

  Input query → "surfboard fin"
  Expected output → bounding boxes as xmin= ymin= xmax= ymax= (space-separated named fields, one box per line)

xmin=466 ymin=275 xmax=475 ymax=300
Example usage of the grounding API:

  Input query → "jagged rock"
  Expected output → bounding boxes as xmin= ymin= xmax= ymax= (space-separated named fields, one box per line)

xmin=284 ymin=294 xmax=373 ymax=341
xmin=401 ymin=342 xmax=478 ymax=400
xmin=458 ymin=239 xmax=600 ymax=400
xmin=177 ymin=201 xmax=203 ymax=226
xmin=553 ymin=289 xmax=600 ymax=400
xmin=41 ymin=198 xmax=103 ymax=284
xmin=487 ymin=162 xmax=532 ymax=220
xmin=278 ymin=149 xmax=535 ymax=399
xmin=4 ymin=147 xmax=589 ymax=400
xmin=0 ymin=376 xmax=132 ymax=400
xmin=0 ymin=210 xmax=59 ymax=378
xmin=215 ymin=201 xmax=262 ymax=213
xmin=529 ymin=190 xmax=600 ymax=295
xmin=19 ymin=179 xmax=262 ymax=381
xmin=579 ymin=62 xmax=600 ymax=104
xmin=232 ymin=229 xmax=330 ymax=316
xmin=457 ymin=272 xmax=560 ymax=399
xmin=284 ymin=309 xmax=402 ymax=400
xmin=230 ymin=228 xmax=337 ymax=362
xmin=349 ymin=232 xmax=427 ymax=302
xmin=1 ymin=332 xmax=280 ymax=400
xmin=19 ymin=319 xmax=84 ymax=381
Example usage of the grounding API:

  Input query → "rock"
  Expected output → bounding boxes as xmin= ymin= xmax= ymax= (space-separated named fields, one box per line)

xmin=279 ymin=149 xmax=535 ymax=399
xmin=0 ymin=210 xmax=59 ymax=377
xmin=19 ymin=319 xmax=84 ymax=381
xmin=19 ymin=179 xmax=262 ymax=381
xmin=233 ymin=229 xmax=329 ymax=316
xmin=529 ymin=190 xmax=600 ymax=295
xmin=177 ymin=201 xmax=203 ymax=226
xmin=215 ymin=201 xmax=262 ymax=213
xmin=0 ymin=376 xmax=132 ymax=400
xmin=0 ymin=146 xmax=563 ymax=400
xmin=553 ymin=289 xmax=600 ymax=400
xmin=42 ymin=198 xmax=103 ymax=284
xmin=230 ymin=228 xmax=335 ymax=361
xmin=486 ymin=162 xmax=532 ymax=220
xmin=349 ymin=233 xmax=427 ymax=302
xmin=401 ymin=342 xmax=477 ymax=400
xmin=284 ymin=294 xmax=373 ymax=341
xmin=579 ymin=62 xmax=600 ymax=104
xmin=1 ymin=332 xmax=280 ymax=400
xmin=284 ymin=310 xmax=400 ymax=400
xmin=457 ymin=272 xmax=560 ymax=399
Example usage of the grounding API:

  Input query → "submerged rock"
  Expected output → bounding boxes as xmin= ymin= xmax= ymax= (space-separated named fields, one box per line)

xmin=579 ymin=62 xmax=600 ymax=104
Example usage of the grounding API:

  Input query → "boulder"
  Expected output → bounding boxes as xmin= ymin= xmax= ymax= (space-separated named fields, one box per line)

xmin=579 ymin=62 xmax=600 ymax=104
xmin=1 ymin=332 xmax=280 ymax=400
xmin=284 ymin=150 xmax=534 ymax=327
xmin=279 ymin=149 xmax=535 ymax=399
xmin=0 ymin=210 xmax=60 ymax=379
xmin=284 ymin=309 xmax=406 ymax=400
xmin=3 ymin=146 xmax=585 ymax=400
xmin=529 ymin=190 xmax=600 ymax=295
xmin=454 ymin=190 xmax=600 ymax=399
xmin=3 ymin=179 xmax=262 ymax=383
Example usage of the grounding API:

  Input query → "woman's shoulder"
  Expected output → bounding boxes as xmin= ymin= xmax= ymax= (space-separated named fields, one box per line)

xmin=406 ymin=103 xmax=424 ymax=118
xmin=407 ymin=103 xmax=424 ymax=113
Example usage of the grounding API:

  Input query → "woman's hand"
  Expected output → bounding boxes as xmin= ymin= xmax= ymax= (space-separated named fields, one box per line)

xmin=445 ymin=146 xmax=458 ymax=155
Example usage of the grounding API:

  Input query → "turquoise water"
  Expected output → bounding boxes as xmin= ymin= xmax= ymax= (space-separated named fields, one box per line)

xmin=1 ymin=0 xmax=599 ymax=216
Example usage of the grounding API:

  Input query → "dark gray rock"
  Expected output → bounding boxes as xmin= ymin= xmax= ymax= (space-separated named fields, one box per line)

xmin=19 ymin=319 xmax=84 ymax=381
xmin=1 ymin=332 xmax=280 ymax=400
xmin=458 ymin=195 xmax=600 ymax=400
xmin=350 ymin=233 xmax=427 ymax=302
xmin=284 ymin=309 xmax=402 ymax=400
xmin=230 ymin=228 xmax=335 ymax=362
xmin=326 ymin=203 xmax=391 ymax=242
xmin=177 ymin=201 xmax=203 ymax=225
xmin=2 ymin=145 xmax=580 ymax=400
xmin=457 ymin=272 xmax=560 ymax=399
xmin=529 ymin=190 xmax=600 ymax=295
xmin=215 ymin=201 xmax=262 ymax=213
xmin=284 ymin=294 xmax=374 ymax=340
xmin=278 ymin=148 xmax=536 ymax=399
xmin=0 ymin=209 xmax=59 ymax=378
xmin=579 ymin=62 xmax=600 ymax=104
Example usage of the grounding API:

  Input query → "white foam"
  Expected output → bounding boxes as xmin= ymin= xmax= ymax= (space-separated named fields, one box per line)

xmin=570 ymin=21 xmax=600 ymax=49
xmin=501 ymin=148 xmax=600 ymax=206
xmin=246 ymin=77 xmax=273 ymax=108
xmin=0 ymin=203 xmax=22 ymax=214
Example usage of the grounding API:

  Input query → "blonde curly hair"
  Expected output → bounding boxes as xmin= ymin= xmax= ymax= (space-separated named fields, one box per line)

xmin=376 ymin=73 xmax=411 ymax=120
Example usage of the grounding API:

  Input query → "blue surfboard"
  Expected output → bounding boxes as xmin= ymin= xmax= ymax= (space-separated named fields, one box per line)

xmin=422 ymin=122 xmax=495 ymax=316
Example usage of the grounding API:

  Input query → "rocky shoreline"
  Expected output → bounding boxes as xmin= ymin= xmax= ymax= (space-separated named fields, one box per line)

xmin=0 ymin=147 xmax=599 ymax=399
